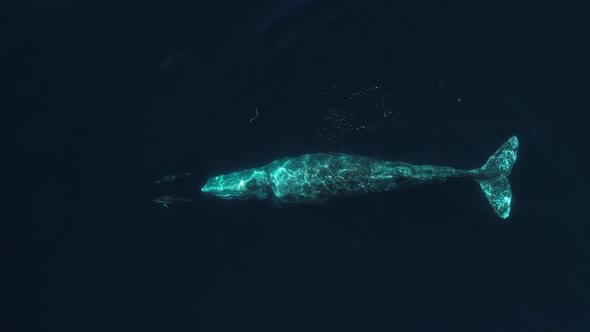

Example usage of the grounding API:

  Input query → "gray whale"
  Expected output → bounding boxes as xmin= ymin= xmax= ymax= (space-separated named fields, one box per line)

xmin=202 ymin=136 xmax=519 ymax=219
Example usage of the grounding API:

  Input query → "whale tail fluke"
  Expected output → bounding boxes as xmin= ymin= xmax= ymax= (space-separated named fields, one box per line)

xmin=474 ymin=136 xmax=519 ymax=219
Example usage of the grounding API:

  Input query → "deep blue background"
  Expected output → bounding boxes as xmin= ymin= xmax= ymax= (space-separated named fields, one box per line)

xmin=6 ymin=1 xmax=590 ymax=331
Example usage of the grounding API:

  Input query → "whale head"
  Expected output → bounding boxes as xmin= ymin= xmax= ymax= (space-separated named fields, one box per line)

xmin=201 ymin=168 xmax=271 ymax=200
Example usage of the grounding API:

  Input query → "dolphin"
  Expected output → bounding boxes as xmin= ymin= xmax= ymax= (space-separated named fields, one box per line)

xmin=201 ymin=136 xmax=518 ymax=218
xmin=153 ymin=195 xmax=192 ymax=208
xmin=154 ymin=173 xmax=192 ymax=184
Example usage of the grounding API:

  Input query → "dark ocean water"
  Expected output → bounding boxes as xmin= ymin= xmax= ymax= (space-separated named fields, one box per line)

xmin=6 ymin=1 xmax=590 ymax=331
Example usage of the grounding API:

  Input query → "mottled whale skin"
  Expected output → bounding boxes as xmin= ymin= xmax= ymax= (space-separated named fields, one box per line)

xmin=202 ymin=136 xmax=518 ymax=219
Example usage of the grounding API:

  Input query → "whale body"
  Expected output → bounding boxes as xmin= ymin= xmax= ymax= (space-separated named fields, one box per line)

xmin=201 ymin=136 xmax=518 ymax=219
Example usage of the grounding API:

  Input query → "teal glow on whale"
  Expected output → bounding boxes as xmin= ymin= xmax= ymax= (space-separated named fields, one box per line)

xmin=202 ymin=136 xmax=519 ymax=219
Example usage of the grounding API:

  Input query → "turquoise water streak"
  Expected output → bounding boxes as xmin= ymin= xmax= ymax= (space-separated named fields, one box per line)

xmin=202 ymin=136 xmax=518 ymax=218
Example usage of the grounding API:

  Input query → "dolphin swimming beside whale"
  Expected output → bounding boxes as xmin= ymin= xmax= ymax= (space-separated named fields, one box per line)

xmin=201 ymin=136 xmax=519 ymax=219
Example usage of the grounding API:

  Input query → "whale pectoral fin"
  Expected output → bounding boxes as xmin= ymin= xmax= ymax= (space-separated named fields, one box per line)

xmin=476 ymin=177 xmax=512 ymax=219
xmin=271 ymin=199 xmax=284 ymax=208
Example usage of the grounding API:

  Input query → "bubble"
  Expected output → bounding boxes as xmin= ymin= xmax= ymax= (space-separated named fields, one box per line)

xmin=312 ymin=79 xmax=403 ymax=150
